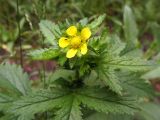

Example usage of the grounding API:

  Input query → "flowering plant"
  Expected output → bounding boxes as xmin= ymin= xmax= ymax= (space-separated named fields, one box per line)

xmin=0 ymin=14 xmax=158 ymax=120
xmin=59 ymin=26 xmax=91 ymax=58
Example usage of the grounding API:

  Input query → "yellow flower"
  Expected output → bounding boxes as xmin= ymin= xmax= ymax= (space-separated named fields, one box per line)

xmin=81 ymin=27 xmax=91 ymax=41
xmin=58 ymin=26 xmax=91 ymax=58
xmin=66 ymin=26 xmax=77 ymax=36
xmin=59 ymin=37 xmax=69 ymax=48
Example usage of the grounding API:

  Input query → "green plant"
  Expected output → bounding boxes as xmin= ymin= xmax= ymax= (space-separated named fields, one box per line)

xmin=0 ymin=14 xmax=159 ymax=120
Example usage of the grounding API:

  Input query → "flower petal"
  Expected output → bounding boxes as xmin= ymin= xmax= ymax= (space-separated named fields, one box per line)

xmin=66 ymin=49 xmax=78 ymax=58
xmin=80 ymin=43 xmax=88 ymax=55
xmin=59 ymin=37 xmax=69 ymax=48
xmin=66 ymin=26 xmax=77 ymax=36
xmin=81 ymin=27 xmax=91 ymax=41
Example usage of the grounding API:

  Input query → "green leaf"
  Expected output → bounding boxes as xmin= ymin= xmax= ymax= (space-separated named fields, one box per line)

xmin=54 ymin=95 xmax=82 ymax=120
xmin=39 ymin=20 xmax=61 ymax=45
xmin=17 ymin=115 xmax=34 ymax=120
xmin=97 ymin=67 xmax=122 ymax=95
xmin=85 ymin=113 xmax=133 ymax=120
xmin=78 ymin=87 xmax=138 ymax=115
xmin=0 ymin=115 xmax=33 ymax=120
xmin=10 ymin=89 xmax=69 ymax=116
xmin=11 ymin=89 xmax=83 ymax=120
xmin=107 ymin=35 xmax=126 ymax=55
xmin=151 ymin=22 xmax=160 ymax=47
xmin=142 ymin=67 xmax=160 ymax=79
xmin=0 ymin=93 xmax=14 ymax=111
xmin=88 ymin=14 xmax=106 ymax=30
xmin=118 ymin=71 xmax=154 ymax=97
xmin=84 ymin=113 xmax=107 ymax=120
xmin=48 ymin=69 xmax=76 ymax=84
xmin=0 ymin=114 xmax=17 ymax=120
xmin=10 ymin=85 xmax=140 ymax=120
xmin=123 ymin=5 xmax=138 ymax=48
xmin=106 ymin=56 xmax=153 ymax=71
xmin=58 ymin=54 xmax=67 ymax=66
xmin=84 ymin=70 xmax=103 ymax=87
xmin=139 ymin=103 xmax=160 ymax=120
xmin=0 ymin=63 xmax=31 ymax=96
xmin=96 ymin=34 xmax=153 ymax=94
xmin=28 ymin=48 xmax=59 ymax=60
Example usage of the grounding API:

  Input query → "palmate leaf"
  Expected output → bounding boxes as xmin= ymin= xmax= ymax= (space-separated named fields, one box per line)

xmin=10 ymin=85 xmax=83 ymax=120
xmin=95 ymin=33 xmax=154 ymax=94
xmin=28 ymin=48 xmax=59 ymax=60
xmin=11 ymin=89 xmax=83 ymax=120
xmin=39 ymin=20 xmax=62 ymax=45
xmin=0 ymin=63 xmax=31 ymax=96
xmin=10 ymin=86 xmax=139 ymax=120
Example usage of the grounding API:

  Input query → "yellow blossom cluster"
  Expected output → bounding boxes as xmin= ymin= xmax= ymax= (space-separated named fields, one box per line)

xmin=58 ymin=26 xmax=91 ymax=58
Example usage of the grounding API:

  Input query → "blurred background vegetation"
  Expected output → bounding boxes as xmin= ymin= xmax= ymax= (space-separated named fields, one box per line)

xmin=0 ymin=0 xmax=160 ymax=92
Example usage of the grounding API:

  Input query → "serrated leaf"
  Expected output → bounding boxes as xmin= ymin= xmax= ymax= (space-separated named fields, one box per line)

xmin=39 ymin=20 xmax=61 ymax=45
xmin=97 ymin=67 xmax=122 ymax=95
xmin=10 ymin=89 xmax=69 ymax=116
xmin=96 ymin=33 xmax=153 ymax=94
xmin=106 ymin=56 xmax=153 ymax=71
xmin=0 ymin=63 xmax=31 ymax=95
xmin=118 ymin=71 xmax=154 ymax=97
xmin=88 ymin=14 xmax=106 ymax=30
xmin=11 ymin=89 xmax=83 ymax=120
xmin=78 ymin=87 xmax=138 ymax=115
xmin=28 ymin=48 xmax=59 ymax=60
xmin=55 ymin=95 xmax=82 ymax=120
xmin=107 ymin=35 xmax=126 ymax=55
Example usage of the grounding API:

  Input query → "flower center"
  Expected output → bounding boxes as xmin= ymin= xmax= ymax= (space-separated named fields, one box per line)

xmin=70 ymin=36 xmax=81 ymax=48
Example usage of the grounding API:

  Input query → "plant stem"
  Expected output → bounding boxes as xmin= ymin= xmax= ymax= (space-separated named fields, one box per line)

xmin=16 ymin=0 xmax=23 ymax=67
